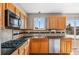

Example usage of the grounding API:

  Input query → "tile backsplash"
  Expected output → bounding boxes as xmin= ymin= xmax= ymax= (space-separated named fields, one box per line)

xmin=0 ymin=29 xmax=12 ymax=43
xmin=0 ymin=29 xmax=24 ymax=43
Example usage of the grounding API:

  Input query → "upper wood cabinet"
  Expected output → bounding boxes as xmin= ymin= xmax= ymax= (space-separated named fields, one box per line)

xmin=57 ymin=16 xmax=66 ymax=30
xmin=0 ymin=3 xmax=5 ymax=29
xmin=0 ymin=3 xmax=3 ymax=29
xmin=20 ymin=13 xmax=25 ymax=29
xmin=47 ymin=16 xmax=66 ymax=30
xmin=30 ymin=38 xmax=48 ymax=54
xmin=20 ymin=13 xmax=28 ymax=29
xmin=24 ymin=16 xmax=28 ymax=29
xmin=5 ymin=3 xmax=16 ymax=14
xmin=60 ymin=38 xmax=72 ymax=54
xmin=15 ymin=8 xmax=20 ymax=17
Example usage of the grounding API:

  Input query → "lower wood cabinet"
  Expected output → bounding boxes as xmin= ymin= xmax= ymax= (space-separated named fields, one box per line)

xmin=11 ymin=49 xmax=19 ymax=55
xmin=30 ymin=38 xmax=48 ymax=54
xmin=30 ymin=39 xmax=40 ymax=53
xmin=40 ymin=39 xmax=48 ymax=53
xmin=24 ymin=39 xmax=30 ymax=55
xmin=60 ymin=38 xmax=72 ymax=54
xmin=18 ymin=44 xmax=25 ymax=55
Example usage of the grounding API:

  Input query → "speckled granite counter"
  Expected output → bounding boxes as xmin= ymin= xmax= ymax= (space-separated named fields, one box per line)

xmin=1 ymin=36 xmax=30 ymax=55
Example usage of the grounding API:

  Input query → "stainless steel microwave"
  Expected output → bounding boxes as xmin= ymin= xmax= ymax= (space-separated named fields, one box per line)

xmin=5 ymin=9 xmax=21 ymax=29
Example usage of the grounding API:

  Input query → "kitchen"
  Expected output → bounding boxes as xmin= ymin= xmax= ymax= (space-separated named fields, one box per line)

xmin=0 ymin=3 xmax=79 ymax=55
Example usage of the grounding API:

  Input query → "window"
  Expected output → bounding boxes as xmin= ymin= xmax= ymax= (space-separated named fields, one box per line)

xmin=75 ymin=20 xmax=79 ymax=35
xmin=66 ymin=17 xmax=79 ymax=39
xmin=34 ymin=17 xmax=45 ymax=30
xmin=66 ymin=19 xmax=74 ymax=35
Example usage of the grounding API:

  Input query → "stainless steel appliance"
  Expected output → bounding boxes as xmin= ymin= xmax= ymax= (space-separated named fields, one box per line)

xmin=5 ymin=9 xmax=21 ymax=29
xmin=49 ymin=39 xmax=60 ymax=53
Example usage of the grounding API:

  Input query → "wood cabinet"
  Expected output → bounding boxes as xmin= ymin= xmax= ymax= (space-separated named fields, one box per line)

xmin=11 ymin=49 xmax=19 ymax=55
xmin=40 ymin=39 xmax=48 ymax=53
xmin=24 ymin=39 xmax=30 ymax=55
xmin=60 ymin=38 xmax=72 ymax=54
xmin=30 ymin=38 xmax=48 ymax=54
xmin=47 ymin=16 xmax=66 ymax=30
xmin=24 ymin=16 xmax=28 ymax=29
xmin=20 ymin=13 xmax=28 ymax=29
xmin=0 ymin=3 xmax=3 ymax=29
xmin=30 ymin=39 xmax=40 ymax=53
xmin=5 ymin=3 xmax=16 ymax=13
xmin=0 ymin=3 xmax=5 ymax=29
xmin=18 ymin=44 xmax=25 ymax=55
xmin=57 ymin=16 xmax=66 ymax=30
xmin=20 ymin=13 xmax=25 ymax=29
xmin=15 ymin=8 xmax=20 ymax=17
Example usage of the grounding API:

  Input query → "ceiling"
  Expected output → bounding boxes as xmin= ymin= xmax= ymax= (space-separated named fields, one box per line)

xmin=19 ymin=3 xmax=79 ymax=13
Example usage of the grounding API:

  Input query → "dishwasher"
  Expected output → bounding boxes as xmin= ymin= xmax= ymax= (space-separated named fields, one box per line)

xmin=49 ymin=38 xmax=60 ymax=53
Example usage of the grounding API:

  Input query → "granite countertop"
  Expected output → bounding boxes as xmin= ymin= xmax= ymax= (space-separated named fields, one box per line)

xmin=1 ymin=36 xmax=30 ymax=55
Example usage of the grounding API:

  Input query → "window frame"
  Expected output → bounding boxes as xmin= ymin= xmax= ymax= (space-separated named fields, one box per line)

xmin=33 ymin=16 xmax=46 ymax=30
xmin=66 ymin=17 xmax=79 ymax=39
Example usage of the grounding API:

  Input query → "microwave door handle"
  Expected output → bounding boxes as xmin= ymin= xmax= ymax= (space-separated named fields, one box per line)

xmin=19 ymin=20 xmax=22 ymax=26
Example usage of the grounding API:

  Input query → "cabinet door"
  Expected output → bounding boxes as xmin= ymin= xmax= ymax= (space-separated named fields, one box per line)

xmin=58 ymin=16 xmax=66 ymax=30
xmin=5 ymin=3 xmax=16 ymax=13
xmin=0 ymin=3 xmax=5 ymax=29
xmin=24 ymin=16 xmax=28 ymax=29
xmin=60 ymin=40 xmax=66 ymax=53
xmin=0 ymin=3 xmax=2 ymax=29
xmin=40 ymin=38 xmax=48 ymax=53
xmin=24 ymin=40 xmax=30 ymax=55
xmin=47 ymin=16 xmax=66 ymax=30
xmin=60 ymin=38 xmax=72 ymax=53
xmin=66 ymin=40 xmax=72 ymax=53
xmin=11 ymin=49 xmax=19 ymax=55
xmin=19 ymin=45 xmax=25 ymax=55
xmin=20 ymin=13 xmax=25 ymax=29
xmin=47 ymin=16 xmax=50 ymax=29
xmin=30 ymin=39 xmax=40 ymax=53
